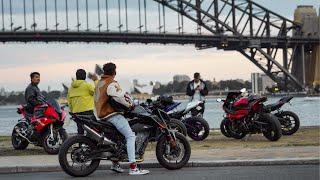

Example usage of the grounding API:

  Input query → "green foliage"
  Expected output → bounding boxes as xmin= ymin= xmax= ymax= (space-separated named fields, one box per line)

xmin=219 ymin=80 xmax=251 ymax=90
xmin=0 ymin=90 xmax=62 ymax=105
xmin=153 ymin=79 xmax=251 ymax=95
xmin=0 ymin=92 xmax=25 ymax=105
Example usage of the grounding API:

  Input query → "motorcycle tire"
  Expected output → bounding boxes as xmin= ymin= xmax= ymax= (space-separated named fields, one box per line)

xmin=156 ymin=132 xmax=191 ymax=170
xmin=220 ymin=118 xmax=232 ymax=138
xmin=167 ymin=119 xmax=187 ymax=136
xmin=261 ymin=113 xmax=282 ymax=141
xmin=229 ymin=128 xmax=247 ymax=139
xmin=224 ymin=120 xmax=247 ymax=139
xmin=42 ymin=128 xmax=68 ymax=154
xmin=184 ymin=117 xmax=210 ymax=141
xmin=276 ymin=111 xmax=300 ymax=135
xmin=59 ymin=135 xmax=100 ymax=177
xmin=11 ymin=122 xmax=29 ymax=150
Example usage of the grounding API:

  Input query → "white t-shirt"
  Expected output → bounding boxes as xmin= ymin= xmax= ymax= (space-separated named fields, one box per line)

xmin=193 ymin=81 xmax=201 ymax=102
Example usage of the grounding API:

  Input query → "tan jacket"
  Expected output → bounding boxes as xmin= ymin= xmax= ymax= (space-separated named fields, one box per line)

xmin=94 ymin=75 xmax=116 ymax=119
xmin=94 ymin=75 xmax=133 ymax=119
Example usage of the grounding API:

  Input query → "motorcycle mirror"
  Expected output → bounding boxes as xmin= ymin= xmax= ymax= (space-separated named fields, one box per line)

xmin=240 ymin=88 xmax=247 ymax=93
xmin=216 ymin=98 xmax=222 ymax=102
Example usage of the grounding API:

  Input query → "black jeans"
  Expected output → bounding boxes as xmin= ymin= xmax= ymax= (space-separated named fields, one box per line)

xmin=73 ymin=110 xmax=96 ymax=135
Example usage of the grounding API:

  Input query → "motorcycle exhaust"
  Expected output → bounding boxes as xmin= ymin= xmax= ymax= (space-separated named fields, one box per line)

xmin=83 ymin=125 xmax=116 ymax=145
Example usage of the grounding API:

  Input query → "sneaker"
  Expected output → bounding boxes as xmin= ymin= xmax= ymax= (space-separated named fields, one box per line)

xmin=110 ymin=163 xmax=124 ymax=173
xmin=129 ymin=168 xmax=150 ymax=175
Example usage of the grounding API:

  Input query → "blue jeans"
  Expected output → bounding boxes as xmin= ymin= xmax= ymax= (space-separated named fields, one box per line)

xmin=108 ymin=114 xmax=136 ymax=163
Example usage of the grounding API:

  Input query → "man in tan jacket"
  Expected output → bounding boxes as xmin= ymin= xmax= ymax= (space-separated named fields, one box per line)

xmin=94 ymin=62 xmax=149 ymax=175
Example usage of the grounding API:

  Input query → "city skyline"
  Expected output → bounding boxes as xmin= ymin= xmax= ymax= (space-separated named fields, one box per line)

xmin=0 ymin=0 xmax=318 ymax=91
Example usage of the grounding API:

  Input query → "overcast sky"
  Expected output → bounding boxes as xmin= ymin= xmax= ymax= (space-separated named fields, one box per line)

xmin=0 ymin=0 xmax=319 ymax=92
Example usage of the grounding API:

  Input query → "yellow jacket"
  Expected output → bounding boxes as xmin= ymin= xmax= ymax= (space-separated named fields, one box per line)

xmin=67 ymin=80 xmax=96 ymax=113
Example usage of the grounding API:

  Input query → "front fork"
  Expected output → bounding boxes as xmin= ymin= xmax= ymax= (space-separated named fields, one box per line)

xmin=49 ymin=124 xmax=54 ymax=140
xmin=165 ymin=129 xmax=177 ymax=149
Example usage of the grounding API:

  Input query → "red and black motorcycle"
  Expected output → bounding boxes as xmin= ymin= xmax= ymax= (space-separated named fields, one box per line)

xmin=11 ymin=99 xmax=68 ymax=154
xmin=217 ymin=89 xmax=282 ymax=141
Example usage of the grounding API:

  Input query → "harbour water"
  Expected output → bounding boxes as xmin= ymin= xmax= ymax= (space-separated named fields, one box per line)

xmin=0 ymin=97 xmax=319 ymax=136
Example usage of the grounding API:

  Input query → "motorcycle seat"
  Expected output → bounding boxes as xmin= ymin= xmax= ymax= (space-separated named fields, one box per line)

xmin=264 ymin=103 xmax=280 ymax=111
xmin=97 ymin=114 xmax=119 ymax=129
xmin=97 ymin=120 xmax=116 ymax=129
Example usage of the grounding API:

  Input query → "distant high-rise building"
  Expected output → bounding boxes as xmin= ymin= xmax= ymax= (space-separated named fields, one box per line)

xmin=251 ymin=73 xmax=275 ymax=94
xmin=173 ymin=75 xmax=190 ymax=83
xmin=251 ymin=73 xmax=261 ymax=94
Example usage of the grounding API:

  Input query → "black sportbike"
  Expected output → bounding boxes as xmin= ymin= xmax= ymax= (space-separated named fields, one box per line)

xmin=59 ymin=105 xmax=191 ymax=177
xmin=264 ymin=96 xmax=300 ymax=135
xmin=142 ymin=96 xmax=210 ymax=141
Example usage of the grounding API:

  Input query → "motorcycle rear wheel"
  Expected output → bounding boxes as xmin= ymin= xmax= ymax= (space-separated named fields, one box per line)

xmin=277 ymin=111 xmax=300 ymax=135
xmin=184 ymin=117 xmax=210 ymax=141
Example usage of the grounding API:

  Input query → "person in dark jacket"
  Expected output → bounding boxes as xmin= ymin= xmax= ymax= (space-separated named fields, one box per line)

xmin=25 ymin=72 xmax=44 ymax=114
xmin=186 ymin=72 xmax=208 ymax=102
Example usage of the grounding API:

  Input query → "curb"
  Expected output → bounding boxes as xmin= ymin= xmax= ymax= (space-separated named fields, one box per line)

xmin=0 ymin=158 xmax=318 ymax=174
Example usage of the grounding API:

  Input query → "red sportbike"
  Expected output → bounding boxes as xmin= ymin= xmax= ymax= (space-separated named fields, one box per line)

xmin=217 ymin=89 xmax=282 ymax=141
xmin=12 ymin=99 xmax=68 ymax=154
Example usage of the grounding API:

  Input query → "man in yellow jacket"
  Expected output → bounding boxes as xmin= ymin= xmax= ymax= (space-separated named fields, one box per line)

xmin=67 ymin=69 xmax=97 ymax=134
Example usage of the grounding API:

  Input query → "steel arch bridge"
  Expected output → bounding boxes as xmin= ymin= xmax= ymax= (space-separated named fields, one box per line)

xmin=0 ymin=0 xmax=319 ymax=90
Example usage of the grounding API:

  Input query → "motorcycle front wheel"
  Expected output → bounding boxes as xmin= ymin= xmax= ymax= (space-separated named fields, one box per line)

xmin=156 ymin=133 xmax=191 ymax=170
xmin=261 ymin=114 xmax=282 ymax=141
xmin=220 ymin=118 xmax=232 ymax=138
xmin=59 ymin=135 xmax=100 ymax=177
xmin=42 ymin=128 xmax=68 ymax=154
xmin=225 ymin=120 xmax=247 ymax=139
xmin=11 ymin=122 xmax=29 ymax=150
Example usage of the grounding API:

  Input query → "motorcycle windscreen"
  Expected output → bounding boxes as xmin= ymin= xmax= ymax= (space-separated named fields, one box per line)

xmin=226 ymin=91 xmax=242 ymax=101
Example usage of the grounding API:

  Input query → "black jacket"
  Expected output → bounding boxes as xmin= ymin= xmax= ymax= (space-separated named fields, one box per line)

xmin=186 ymin=80 xmax=208 ymax=97
xmin=25 ymin=83 xmax=43 ymax=110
